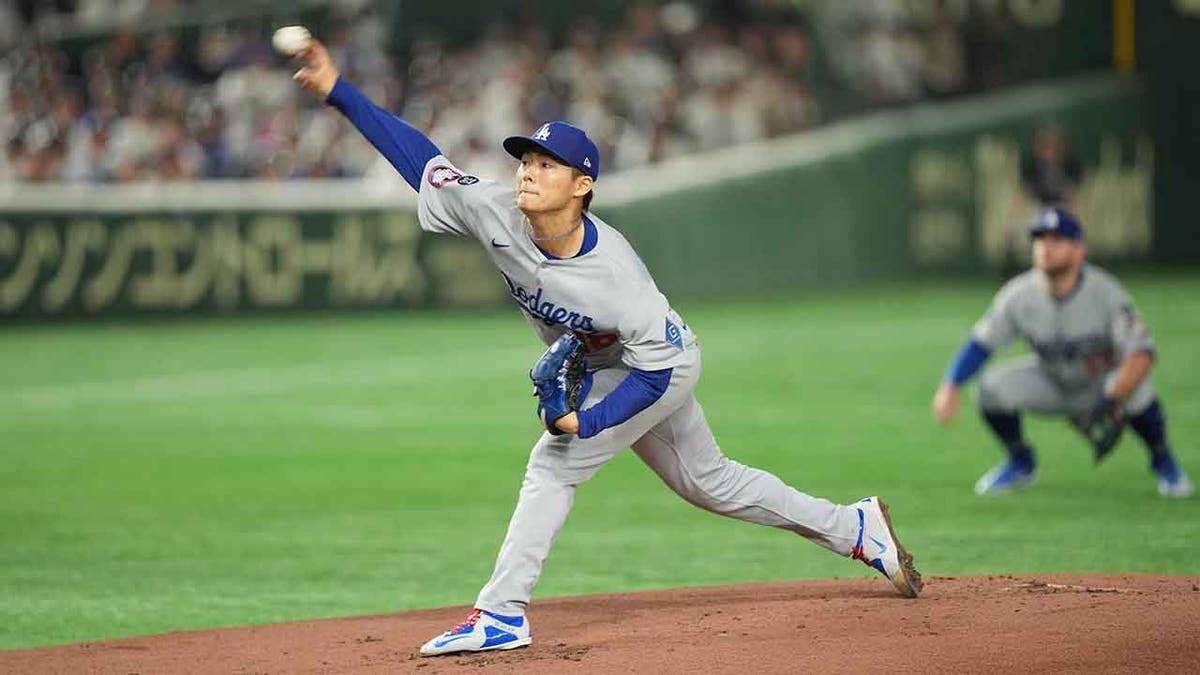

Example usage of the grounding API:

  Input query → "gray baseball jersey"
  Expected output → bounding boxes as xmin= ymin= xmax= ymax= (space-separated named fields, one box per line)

xmin=413 ymin=154 xmax=863 ymax=617
xmin=971 ymin=264 xmax=1153 ymax=392
xmin=418 ymin=155 xmax=697 ymax=371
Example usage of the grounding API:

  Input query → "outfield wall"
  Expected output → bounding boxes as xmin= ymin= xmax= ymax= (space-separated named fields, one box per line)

xmin=0 ymin=73 xmax=1153 ymax=319
xmin=0 ymin=199 xmax=507 ymax=319
xmin=599 ymin=72 xmax=1150 ymax=298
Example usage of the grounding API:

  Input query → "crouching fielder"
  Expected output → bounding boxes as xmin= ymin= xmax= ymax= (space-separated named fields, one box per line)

xmin=933 ymin=208 xmax=1192 ymax=498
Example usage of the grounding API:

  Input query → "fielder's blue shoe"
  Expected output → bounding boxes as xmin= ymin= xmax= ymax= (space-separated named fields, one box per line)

xmin=974 ymin=459 xmax=1036 ymax=495
xmin=419 ymin=608 xmax=531 ymax=656
xmin=1152 ymin=455 xmax=1194 ymax=498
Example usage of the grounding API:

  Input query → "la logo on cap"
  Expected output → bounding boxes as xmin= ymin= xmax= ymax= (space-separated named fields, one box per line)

xmin=532 ymin=124 xmax=552 ymax=141
xmin=1043 ymin=211 xmax=1059 ymax=228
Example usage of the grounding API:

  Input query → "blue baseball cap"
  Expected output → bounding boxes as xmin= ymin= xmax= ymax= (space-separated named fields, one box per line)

xmin=503 ymin=121 xmax=600 ymax=180
xmin=1029 ymin=208 xmax=1083 ymax=242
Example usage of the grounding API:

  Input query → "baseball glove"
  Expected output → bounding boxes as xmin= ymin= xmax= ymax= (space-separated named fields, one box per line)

xmin=530 ymin=332 xmax=588 ymax=435
xmin=1069 ymin=396 xmax=1126 ymax=464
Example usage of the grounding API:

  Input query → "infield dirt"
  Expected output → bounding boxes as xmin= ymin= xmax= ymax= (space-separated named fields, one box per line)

xmin=4 ymin=574 xmax=1197 ymax=674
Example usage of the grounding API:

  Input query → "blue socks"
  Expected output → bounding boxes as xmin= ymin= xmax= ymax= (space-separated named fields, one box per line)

xmin=983 ymin=399 xmax=1174 ymax=469
xmin=1129 ymin=399 xmax=1172 ymax=464
xmin=983 ymin=411 xmax=1035 ymax=468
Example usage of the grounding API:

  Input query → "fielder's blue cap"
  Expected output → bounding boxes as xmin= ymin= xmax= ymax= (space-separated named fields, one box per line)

xmin=1029 ymin=208 xmax=1083 ymax=242
xmin=503 ymin=121 xmax=600 ymax=180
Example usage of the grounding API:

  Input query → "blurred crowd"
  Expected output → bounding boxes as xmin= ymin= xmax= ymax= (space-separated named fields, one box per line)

xmin=0 ymin=0 xmax=990 ymax=184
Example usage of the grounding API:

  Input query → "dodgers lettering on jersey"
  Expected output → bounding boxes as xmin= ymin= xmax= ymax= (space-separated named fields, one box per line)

xmin=500 ymin=273 xmax=596 ymax=332
xmin=416 ymin=155 xmax=697 ymax=371
xmin=971 ymin=264 xmax=1153 ymax=390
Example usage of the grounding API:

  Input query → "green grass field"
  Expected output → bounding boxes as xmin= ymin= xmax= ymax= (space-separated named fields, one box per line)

xmin=2 ymin=274 xmax=1198 ymax=650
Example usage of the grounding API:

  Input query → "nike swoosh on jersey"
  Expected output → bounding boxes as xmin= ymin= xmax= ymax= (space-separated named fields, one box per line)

xmin=871 ymin=536 xmax=888 ymax=554
xmin=491 ymin=238 xmax=511 ymax=248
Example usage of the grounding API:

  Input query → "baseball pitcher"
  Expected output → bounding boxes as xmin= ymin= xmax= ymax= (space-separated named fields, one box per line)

xmin=293 ymin=38 xmax=923 ymax=657
xmin=932 ymin=208 xmax=1193 ymax=498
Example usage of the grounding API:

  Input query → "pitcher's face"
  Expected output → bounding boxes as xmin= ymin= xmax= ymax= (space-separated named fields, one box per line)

xmin=515 ymin=151 xmax=590 ymax=214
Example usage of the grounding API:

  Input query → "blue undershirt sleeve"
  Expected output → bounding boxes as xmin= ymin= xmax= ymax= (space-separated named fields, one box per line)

xmin=577 ymin=368 xmax=672 ymax=439
xmin=945 ymin=339 xmax=991 ymax=386
xmin=325 ymin=77 xmax=441 ymax=191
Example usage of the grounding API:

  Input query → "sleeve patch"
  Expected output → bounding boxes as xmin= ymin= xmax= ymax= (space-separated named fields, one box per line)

xmin=1121 ymin=305 xmax=1149 ymax=341
xmin=665 ymin=317 xmax=683 ymax=350
xmin=426 ymin=164 xmax=462 ymax=188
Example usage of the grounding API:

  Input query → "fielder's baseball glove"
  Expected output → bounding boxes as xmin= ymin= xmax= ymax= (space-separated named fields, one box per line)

xmin=530 ymin=332 xmax=588 ymax=435
xmin=1070 ymin=396 xmax=1126 ymax=464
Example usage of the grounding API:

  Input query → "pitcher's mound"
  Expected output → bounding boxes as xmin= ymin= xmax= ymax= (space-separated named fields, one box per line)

xmin=5 ymin=574 xmax=1198 ymax=674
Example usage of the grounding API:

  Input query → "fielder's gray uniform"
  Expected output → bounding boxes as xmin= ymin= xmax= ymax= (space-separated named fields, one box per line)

xmin=972 ymin=264 xmax=1156 ymax=418
xmin=418 ymin=155 xmax=861 ymax=616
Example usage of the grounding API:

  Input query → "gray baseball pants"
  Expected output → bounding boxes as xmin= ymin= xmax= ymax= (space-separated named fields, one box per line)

xmin=977 ymin=355 xmax=1156 ymax=417
xmin=474 ymin=350 xmax=861 ymax=617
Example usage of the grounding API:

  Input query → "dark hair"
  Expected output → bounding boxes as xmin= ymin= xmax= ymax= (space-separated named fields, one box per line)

xmin=572 ymin=168 xmax=595 ymax=212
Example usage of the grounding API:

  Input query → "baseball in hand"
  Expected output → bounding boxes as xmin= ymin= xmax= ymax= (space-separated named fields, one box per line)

xmin=272 ymin=26 xmax=312 ymax=56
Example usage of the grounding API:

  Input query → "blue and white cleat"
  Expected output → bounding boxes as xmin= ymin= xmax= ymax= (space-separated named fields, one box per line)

xmin=1152 ymin=455 xmax=1194 ymax=498
xmin=852 ymin=496 xmax=922 ymax=598
xmin=419 ymin=608 xmax=531 ymax=656
xmin=974 ymin=460 xmax=1037 ymax=495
